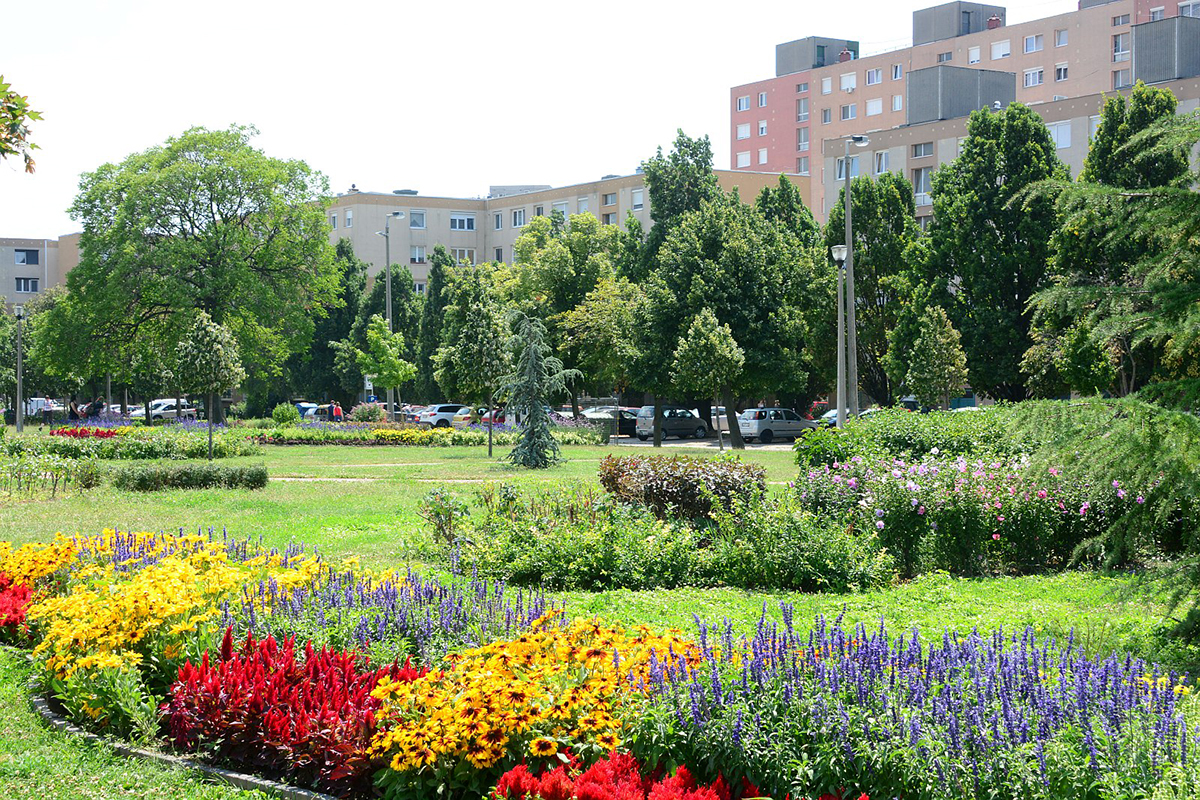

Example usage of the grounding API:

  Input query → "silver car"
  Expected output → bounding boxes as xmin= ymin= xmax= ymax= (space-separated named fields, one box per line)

xmin=738 ymin=407 xmax=817 ymax=443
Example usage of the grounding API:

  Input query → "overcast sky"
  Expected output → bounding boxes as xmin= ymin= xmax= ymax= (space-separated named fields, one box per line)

xmin=2 ymin=0 xmax=1079 ymax=239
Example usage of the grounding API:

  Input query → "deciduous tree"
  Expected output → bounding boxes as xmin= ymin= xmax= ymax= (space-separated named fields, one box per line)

xmin=905 ymin=306 xmax=969 ymax=409
xmin=415 ymin=245 xmax=454 ymax=401
xmin=0 ymin=76 xmax=41 ymax=173
xmin=671 ymin=308 xmax=745 ymax=450
xmin=175 ymin=311 xmax=246 ymax=459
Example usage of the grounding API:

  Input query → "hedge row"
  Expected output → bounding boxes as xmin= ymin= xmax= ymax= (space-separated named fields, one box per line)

xmin=110 ymin=463 xmax=269 ymax=491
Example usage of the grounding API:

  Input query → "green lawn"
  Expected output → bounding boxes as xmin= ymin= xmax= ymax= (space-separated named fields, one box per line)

xmin=0 ymin=440 xmax=1190 ymax=797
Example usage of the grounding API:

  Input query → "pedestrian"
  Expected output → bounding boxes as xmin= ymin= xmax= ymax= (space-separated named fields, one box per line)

xmin=332 ymin=401 xmax=344 ymax=422
xmin=42 ymin=395 xmax=54 ymax=427
xmin=88 ymin=396 xmax=105 ymax=419
xmin=68 ymin=399 xmax=80 ymax=422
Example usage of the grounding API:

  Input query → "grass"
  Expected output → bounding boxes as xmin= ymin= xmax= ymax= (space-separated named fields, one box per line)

xmin=1 ymin=439 xmax=1192 ymax=797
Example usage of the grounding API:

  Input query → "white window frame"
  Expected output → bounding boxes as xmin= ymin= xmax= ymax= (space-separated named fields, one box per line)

xmin=1047 ymin=121 xmax=1071 ymax=149
xmin=1055 ymin=63 xmax=1068 ymax=82
xmin=840 ymin=73 xmax=856 ymax=92
xmin=494 ymin=212 xmax=503 ymax=230
xmin=797 ymin=97 xmax=809 ymax=122
xmin=968 ymin=46 xmax=981 ymax=64
xmin=512 ymin=208 xmax=526 ymax=228
xmin=866 ymin=98 xmax=883 ymax=116
xmin=835 ymin=155 xmax=860 ymax=180
xmin=1089 ymin=114 xmax=1102 ymax=141
xmin=1113 ymin=68 xmax=1131 ymax=89
xmin=758 ymin=91 xmax=768 ymax=107
xmin=449 ymin=213 xmax=475 ymax=231
xmin=1150 ymin=7 xmax=1165 ymax=20
xmin=874 ymin=150 xmax=889 ymax=174
xmin=736 ymin=151 xmax=751 ymax=168
xmin=822 ymin=108 xmax=832 ymax=124
xmin=578 ymin=197 xmax=589 ymax=213
xmin=797 ymin=127 xmax=810 ymax=151
xmin=991 ymin=40 xmax=1011 ymax=59
xmin=736 ymin=95 xmax=750 ymax=111
xmin=602 ymin=193 xmax=616 ymax=206
xmin=410 ymin=245 xmax=425 ymax=264
xmin=1055 ymin=28 xmax=1068 ymax=47
xmin=345 ymin=209 xmax=353 ymax=228
xmin=450 ymin=248 xmax=475 ymax=264
xmin=892 ymin=94 xmax=903 ymax=112
xmin=1113 ymin=33 xmax=1130 ymax=62
xmin=892 ymin=64 xmax=903 ymax=80
xmin=1181 ymin=1 xmax=1200 ymax=17
xmin=1112 ymin=13 xmax=1130 ymax=25
xmin=912 ymin=166 xmax=933 ymax=205
xmin=329 ymin=213 xmax=337 ymax=229
xmin=797 ymin=81 xmax=809 ymax=93
xmin=841 ymin=103 xmax=857 ymax=120
xmin=602 ymin=212 xmax=617 ymax=225
xmin=937 ymin=51 xmax=953 ymax=63
xmin=15 ymin=277 xmax=38 ymax=293
xmin=736 ymin=123 xmax=751 ymax=140
xmin=797 ymin=156 xmax=809 ymax=175
xmin=758 ymin=148 xmax=768 ymax=165
xmin=631 ymin=189 xmax=644 ymax=211
xmin=1024 ymin=68 xmax=1045 ymax=88
xmin=1024 ymin=34 xmax=1043 ymax=53
xmin=409 ymin=211 xmax=426 ymax=229
xmin=866 ymin=68 xmax=881 ymax=85
xmin=821 ymin=77 xmax=833 ymax=94
xmin=552 ymin=201 xmax=570 ymax=220
xmin=758 ymin=120 xmax=768 ymax=136
xmin=912 ymin=142 xmax=933 ymax=158
xmin=494 ymin=248 xmax=504 ymax=263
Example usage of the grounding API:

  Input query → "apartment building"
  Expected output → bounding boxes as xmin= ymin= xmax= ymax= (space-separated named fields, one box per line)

xmin=732 ymin=0 xmax=1200 ymax=220
xmin=0 ymin=236 xmax=76 ymax=309
xmin=325 ymin=170 xmax=805 ymax=290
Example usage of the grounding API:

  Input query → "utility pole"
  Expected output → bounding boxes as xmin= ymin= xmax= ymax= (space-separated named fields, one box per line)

xmin=376 ymin=211 xmax=405 ymax=421
xmin=14 ymin=306 xmax=24 ymax=435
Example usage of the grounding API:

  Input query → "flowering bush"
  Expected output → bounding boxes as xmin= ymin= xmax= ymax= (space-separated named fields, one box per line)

xmin=166 ymin=627 xmax=427 ymax=796
xmin=599 ymin=455 xmax=766 ymax=521
xmin=0 ymin=572 xmax=32 ymax=644
xmin=349 ymin=402 xmax=387 ymax=422
xmin=49 ymin=426 xmax=128 ymax=439
xmin=492 ymin=753 xmax=766 ymax=800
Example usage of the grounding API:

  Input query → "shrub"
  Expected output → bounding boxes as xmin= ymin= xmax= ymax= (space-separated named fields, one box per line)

xmin=599 ymin=454 xmax=765 ymax=520
xmin=166 ymin=627 xmax=427 ymax=797
xmin=271 ymin=403 xmax=301 ymax=426
xmin=349 ymin=401 xmax=386 ymax=422
xmin=794 ymin=407 xmax=1017 ymax=466
xmin=3 ymin=429 xmax=259 ymax=460
xmin=111 ymin=463 xmax=268 ymax=492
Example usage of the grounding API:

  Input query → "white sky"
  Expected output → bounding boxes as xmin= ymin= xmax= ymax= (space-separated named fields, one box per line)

xmin=2 ymin=0 xmax=1078 ymax=239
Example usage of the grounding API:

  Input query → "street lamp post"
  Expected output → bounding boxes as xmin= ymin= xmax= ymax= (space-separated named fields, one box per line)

xmin=830 ymin=247 xmax=847 ymax=428
xmin=14 ymin=305 xmax=24 ymax=434
xmin=375 ymin=211 xmax=405 ymax=421
xmin=844 ymin=134 xmax=870 ymax=419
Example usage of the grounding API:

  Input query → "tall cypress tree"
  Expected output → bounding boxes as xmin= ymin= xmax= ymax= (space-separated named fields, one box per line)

xmin=503 ymin=315 xmax=578 ymax=469
xmin=415 ymin=245 xmax=453 ymax=401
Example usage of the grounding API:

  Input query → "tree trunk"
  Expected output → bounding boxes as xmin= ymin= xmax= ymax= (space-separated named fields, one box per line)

xmin=208 ymin=391 xmax=215 ymax=461
xmin=612 ymin=390 xmax=621 ymax=445
xmin=723 ymin=389 xmax=745 ymax=450
xmin=653 ymin=395 xmax=663 ymax=448
xmin=487 ymin=390 xmax=494 ymax=459
xmin=174 ymin=392 xmax=182 ymax=428
xmin=695 ymin=399 xmax=713 ymax=436
xmin=121 ymin=388 xmax=128 ymax=417
xmin=571 ymin=387 xmax=580 ymax=421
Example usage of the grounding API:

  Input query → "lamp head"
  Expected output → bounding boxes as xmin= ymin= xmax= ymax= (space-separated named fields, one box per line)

xmin=830 ymin=245 xmax=848 ymax=264
xmin=992 ymin=100 xmax=1003 ymax=111
xmin=13 ymin=304 xmax=24 ymax=320
xmin=390 ymin=211 xmax=405 ymax=219
xmin=851 ymin=134 xmax=870 ymax=148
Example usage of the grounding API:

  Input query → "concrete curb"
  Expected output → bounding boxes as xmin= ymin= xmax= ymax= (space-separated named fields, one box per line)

xmin=12 ymin=658 xmax=338 ymax=800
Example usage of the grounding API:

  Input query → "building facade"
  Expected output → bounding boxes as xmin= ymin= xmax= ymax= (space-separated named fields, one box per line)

xmin=0 ymin=236 xmax=75 ymax=309
xmin=732 ymin=0 xmax=1200 ymax=219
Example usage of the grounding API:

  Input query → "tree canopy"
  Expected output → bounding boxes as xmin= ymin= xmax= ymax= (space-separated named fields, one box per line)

xmin=0 ymin=75 xmax=41 ymax=173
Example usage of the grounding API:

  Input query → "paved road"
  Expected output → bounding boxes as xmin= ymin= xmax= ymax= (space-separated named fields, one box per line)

xmin=608 ymin=435 xmax=794 ymax=452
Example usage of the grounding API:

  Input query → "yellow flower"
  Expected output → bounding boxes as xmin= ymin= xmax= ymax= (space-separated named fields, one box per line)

xmin=529 ymin=737 xmax=557 ymax=757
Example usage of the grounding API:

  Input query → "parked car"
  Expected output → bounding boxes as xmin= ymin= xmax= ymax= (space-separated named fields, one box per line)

xmin=418 ymin=403 xmax=469 ymax=428
xmin=634 ymin=406 xmax=708 ymax=441
xmin=480 ymin=408 xmax=506 ymax=425
xmin=583 ymin=406 xmax=637 ymax=437
xmin=739 ymin=407 xmax=817 ymax=443
xmin=130 ymin=398 xmax=197 ymax=421
xmin=296 ymin=402 xmax=318 ymax=419
xmin=692 ymin=406 xmax=730 ymax=432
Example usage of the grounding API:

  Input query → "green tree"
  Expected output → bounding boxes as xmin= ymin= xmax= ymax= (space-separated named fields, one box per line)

xmin=824 ymin=172 xmax=922 ymax=406
xmin=1081 ymin=81 xmax=1188 ymax=188
xmin=923 ymin=103 xmax=1068 ymax=401
xmin=289 ymin=239 xmax=368 ymax=404
xmin=174 ymin=311 xmax=246 ymax=459
xmin=883 ymin=279 xmax=935 ymax=400
xmin=560 ymin=276 xmax=641 ymax=401
xmin=415 ymin=245 xmax=454 ymax=401
xmin=0 ymin=76 xmax=41 ymax=173
xmin=503 ymin=315 xmax=579 ymax=469
xmin=433 ymin=266 xmax=513 ymax=456
xmin=905 ymin=306 xmax=969 ymax=409
xmin=46 ymin=125 xmax=339 ymax=397
xmin=671 ymin=308 xmax=745 ymax=450
xmin=333 ymin=261 xmax=422 ymax=403
xmin=634 ymin=130 xmax=720 ymax=281
xmin=756 ymin=174 xmax=820 ymax=245
xmin=354 ymin=315 xmax=416 ymax=403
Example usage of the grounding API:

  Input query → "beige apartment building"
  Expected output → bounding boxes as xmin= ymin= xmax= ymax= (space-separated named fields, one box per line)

xmin=325 ymin=170 xmax=806 ymax=290
xmin=732 ymin=0 xmax=1200 ymax=219
xmin=0 ymin=235 xmax=77 ymax=309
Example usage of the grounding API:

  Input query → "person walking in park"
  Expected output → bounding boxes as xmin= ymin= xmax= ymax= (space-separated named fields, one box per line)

xmin=68 ymin=399 xmax=80 ymax=422
xmin=332 ymin=401 xmax=344 ymax=422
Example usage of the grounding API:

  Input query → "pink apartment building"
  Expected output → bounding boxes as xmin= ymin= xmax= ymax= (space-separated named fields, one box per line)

xmin=731 ymin=0 xmax=1200 ymax=221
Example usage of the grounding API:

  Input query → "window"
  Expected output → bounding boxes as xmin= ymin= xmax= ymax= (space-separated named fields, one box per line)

xmin=345 ymin=210 xmax=353 ymax=228
xmin=736 ymin=123 xmax=751 ymax=140
xmin=916 ymin=216 xmax=931 ymax=232
xmin=835 ymin=155 xmax=860 ymax=180
xmin=1113 ymin=33 xmax=1130 ymax=62
xmin=1112 ymin=13 xmax=1130 ymax=25
xmin=410 ymin=245 xmax=425 ymax=264
xmin=1047 ymin=121 xmax=1071 ymax=149
xmin=892 ymin=94 xmax=903 ymax=112
xmin=821 ymin=77 xmax=833 ymax=94
xmin=840 ymin=73 xmax=856 ymax=91
xmin=968 ymin=46 xmax=981 ymax=64
xmin=991 ymin=40 xmax=1010 ymax=59
xmin=535 ymin=205 xmax=544 ymax=217
xmin=1089 ymin=114 xmax=1102 ymax=140
xmin=797 ymin=127 xmax=810 ymax=151
xmin=758 ymin=120 xmax=767 ymax=136
xmin=822 ymin=108 xmax=832 ymax=124
xmin=408 ymin=211 xmax=425 ymax=229
xmin=736 ymin=95 xmax=750 ymax=111
xmin=552 ymin=201 xmax=569 ymax=220
xmin=756 ymin=148 xmax=767 ymax=165
xmin=450 ymin=248 xmax=475 ymax=264
xmin=758 ymin=91 xmax=768 ymax=107
xmin=796 ymin=97 xmax=809 ymax=122
xmin=892 ymin=64 xmax=903 ymax=80
xmin=1024 ymin=68 xmax=1044 ymax=87
xmin=15 ymin=277 xmax=38 ymax=293
xmin=602 ymin=212 xmax=617 ymax=225
xmin=937 ymin=51 xmax=953 ymax=63
xmin=866 ymin=68 xmax=881 ymax=85
xmin=329 ymin=214 xmax=337 ymax=229
xmin=796 ymin=156 xmax=809 ymax=175
xmin=495 ymin=248 xmax=504 ymax=262
xmin=449 ymin=213 xmax=474 ymax=231
xmin=578 ymin=197 xmax=589 ymax=213
xmin=1024 ymin=34 xmax=1043 ymax=53
xmin=512 ymin=208 xmax=526 ymax=227
xmin=736 ymin=151 xmax=751 ymax=168
xmin=494 ymin=212 xmax=503 ymax=230
xmin=414 ymin=282 xmax=426 ymax=295
xmin=796 ymin=81 xmax=809 ymax=93
xmin=912 ymin=167 xmax=933 ymax=205
xmin=1182 ymin=2 xmax=1200 ymax=18
xmin=841 ymin=103 xmax=856 ymax=120
xmin=1113 ymin=68 xmax=1131 ymax=89
xmin=1055 ymin=63 xmax=1068 ymax=82
xmin=602 ymin=193 xmax=616 ymax=206
xmin=874 ymin=150 xmax=889 ymax=174
xmin=1055 ymin=28 xmax=1068 ymax=46
xmin=631 ymin=189 xmax=644 ymax=211
xmin=866 ymin=98 xmax=883 ymax=116
xmin=961 ymin=9 xmax=972 ymax=35
xmin=912 ymin=142 xmax=933 ymax=158
xmin=1150 ymin=7 xmax=1165 ymax=20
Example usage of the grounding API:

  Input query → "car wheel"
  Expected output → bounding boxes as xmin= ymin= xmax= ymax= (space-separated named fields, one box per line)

xmin=759 ymin=429 xmax=774 ymax=444
xmin=636 ymin=433 xmax=650 ymax=441
xmin=694 ymin=426 xmax=708 ymax=439
xmin=435 ymin=420 xmax=450 ymax=428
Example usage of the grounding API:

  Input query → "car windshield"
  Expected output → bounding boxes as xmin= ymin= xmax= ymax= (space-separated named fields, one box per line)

xmin=739 ymin=410 xmax=766 ymax=420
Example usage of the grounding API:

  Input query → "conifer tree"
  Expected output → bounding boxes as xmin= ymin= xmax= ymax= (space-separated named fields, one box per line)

xmin=415 ymin=245 xmax=454 ymax=401
xmin=502 ymin=315 xmax=579 ymax=469
xmin=905 ymin=306 xmax=968 ymax=409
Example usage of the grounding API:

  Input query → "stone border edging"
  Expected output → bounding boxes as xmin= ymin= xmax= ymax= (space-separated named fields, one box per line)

xmin=18 ymin=669 xmax=337 ymax=800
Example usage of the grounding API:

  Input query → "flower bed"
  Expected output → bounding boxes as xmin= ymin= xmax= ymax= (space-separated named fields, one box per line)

xmin=4 ymin=428 xmax=260 ymax=460
xmin=49 ymin=426 xmax=130 ymax=439
xmin=252 ymin=424 xmax=606 ymax=447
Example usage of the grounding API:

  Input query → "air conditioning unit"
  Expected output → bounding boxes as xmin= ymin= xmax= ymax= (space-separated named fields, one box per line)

xmin=846 ymin=87 xmax=855 ymax=93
